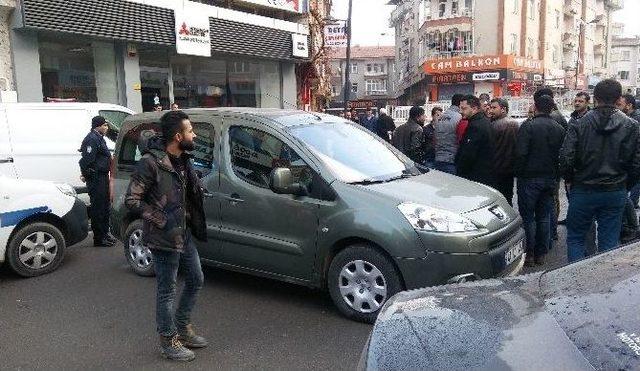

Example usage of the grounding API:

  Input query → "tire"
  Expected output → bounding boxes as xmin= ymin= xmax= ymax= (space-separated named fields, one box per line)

xmin=124 ymin=220 xmax=155 ymax=277
xmin=327 ymin=245 xmax=403 ymax=323
xmin=7 ymin=222 xmax=66 ymax=277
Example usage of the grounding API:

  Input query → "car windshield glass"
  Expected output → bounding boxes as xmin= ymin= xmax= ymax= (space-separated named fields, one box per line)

xmin=288 ymin=121 xmax=417 ymax=183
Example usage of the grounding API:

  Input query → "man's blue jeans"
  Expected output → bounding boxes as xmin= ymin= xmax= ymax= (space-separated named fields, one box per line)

xmin=630 ymin=183 xmax=640 ymax=207
xmin=566 ymin=188 xmax=627 ymax=263
xmin=434 ymin=161 xmax=456 ymax=175
xmin=152 ymin=231 xmax=204 ymax=337
xmin=517 ymin=178 xmax=556 ymax=259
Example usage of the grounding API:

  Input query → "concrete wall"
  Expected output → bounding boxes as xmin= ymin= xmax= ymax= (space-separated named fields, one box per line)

xmin=119 ymin=44 xmax=143 ymax=112
xmin=543 ymin=0 xmax=564 ymax=71
xmin=0 ymin=1 xmax=15 ymax=91
xmin=10 ymin=30 xmax=42 ymax=102
xmin=93 ymin=41 xmax=120 ymax=105
xmin=473 ymin=0 xmax=499 ymax=55
xmin=281 ymin=62 xmax=297 ymax=109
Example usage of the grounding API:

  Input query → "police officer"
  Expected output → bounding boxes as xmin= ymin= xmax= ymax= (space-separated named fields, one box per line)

xmin=80 ymin=116 xmax=115 ymax=247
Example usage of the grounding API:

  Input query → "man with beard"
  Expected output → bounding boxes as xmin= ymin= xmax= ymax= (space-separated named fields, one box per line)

xmin=392 ymin=106 xmax=426 ymax=164
xmin=568 ymin=92 xmax=591 ymax=125
xmin=487 ymin=98 xmax=518 ymax=205
xmin=126 ymin=111 xmax=209 ymax=362
xmin=455 ymin=95 xmax=496 ymax=187
xmin=616 ymin=94 xmax=640 ymax=242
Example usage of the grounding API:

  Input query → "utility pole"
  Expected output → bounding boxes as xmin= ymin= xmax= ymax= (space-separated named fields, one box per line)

xmin=342 ymin=0 xmax=353 ymax=114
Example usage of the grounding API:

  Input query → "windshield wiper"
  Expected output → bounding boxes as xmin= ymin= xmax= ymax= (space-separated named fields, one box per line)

xmin=348 ymin=179 xmax=386 ymax=185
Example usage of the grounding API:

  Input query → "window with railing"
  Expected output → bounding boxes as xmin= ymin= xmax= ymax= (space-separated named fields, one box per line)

xmin=365 ymin=79 xmax=387 ymax=95
xmin=421 ymin=28 xmax=473 ymax=59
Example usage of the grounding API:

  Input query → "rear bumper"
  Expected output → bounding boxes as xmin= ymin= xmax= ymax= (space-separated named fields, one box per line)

xmin=396 ymin=225 xmax=525 ymax=290
xmin=62 ymin=198 xmax=89 ymax=246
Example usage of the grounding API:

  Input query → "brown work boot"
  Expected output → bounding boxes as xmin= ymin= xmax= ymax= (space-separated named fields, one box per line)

xmin=178 ymin=324 xmax=209 ymax=349
xmin=159 ymin=334 xmax=195 ymax=362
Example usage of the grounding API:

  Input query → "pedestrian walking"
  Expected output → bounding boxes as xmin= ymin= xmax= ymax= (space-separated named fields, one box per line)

xmin=392 ymin=106 xmax=425 ymax=164
xmin=616 ymin=94 xmax=640 ymax=242
xmin=376 ymin=108 xmax=395 ymax=142
xmin=434 ymin=94 xmax=464 ymax=174
xmin=79 ymin=116 xmax=115 ymax=247
xmin=487 ymin=98 xmax=518 ymax=205
xmin=423 ymin=107 xmax=442 ymax=168
xmin=560 ymin=79 xmax=640 ymax=263
xmin=455 ymin=95 xmax=496 ymax=187
xmin=360 ymin=108 xmax=378 ymax=133
xmin=171 ymin=102 xmax=180 ymax=111
xmin=125 ymin=110 xmax=209 ymax=362
xmin=515 ymin=95 xmax=566 ymax=266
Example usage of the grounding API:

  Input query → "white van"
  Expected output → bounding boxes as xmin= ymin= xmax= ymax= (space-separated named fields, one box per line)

xmin=0 ymin=103 xmax=134 ymax=191
xmin=0 ymin=175 xmax=88 ymax=277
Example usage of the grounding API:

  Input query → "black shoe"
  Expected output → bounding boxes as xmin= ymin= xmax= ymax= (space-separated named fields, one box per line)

xmin=178 ymin=324 xmax=209 ymax=349
xmin=94 ymin=239 xmax=115 ymax=247
xmin=160 ymin=335 xmax=195 ymax=362
xmin=557 ymin=219 xmax=566 ymax=225
xmin=524 ymin=255 xmax=535 ymax=267
xmin=535 ymin=255 xmax=546 ymax=266
xmin=105 ymin=234 xmax=118 ymax=244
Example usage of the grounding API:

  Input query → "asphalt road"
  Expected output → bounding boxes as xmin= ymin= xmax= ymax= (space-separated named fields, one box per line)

xmin=0 ymin=187 xmax=575 ymax=370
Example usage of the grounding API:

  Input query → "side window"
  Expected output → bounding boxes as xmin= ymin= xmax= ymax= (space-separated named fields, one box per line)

xmin=100 ymin=110 xmax=131 ymax=143
xmin=229 ymin=126 xmax=313 ymax=190
xmin=118 ymin=122 xmax=215 ymax=175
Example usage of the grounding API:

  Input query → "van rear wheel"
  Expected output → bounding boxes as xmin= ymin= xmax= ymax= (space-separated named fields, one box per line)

xmin=7 ymin=222 xmax=66 ymax=277
xmin=124 ymin=220 xmax=155 ymax=277
xmin=327 ymin=245 xmax=403 ymax=323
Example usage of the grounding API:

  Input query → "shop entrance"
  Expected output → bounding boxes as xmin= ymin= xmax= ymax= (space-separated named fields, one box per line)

xmin=140 ymin=66 xmax=171 ymax=112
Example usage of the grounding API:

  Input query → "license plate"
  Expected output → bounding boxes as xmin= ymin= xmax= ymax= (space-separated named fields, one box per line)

xmin=505 ymin=240 xmax=524 ymax=266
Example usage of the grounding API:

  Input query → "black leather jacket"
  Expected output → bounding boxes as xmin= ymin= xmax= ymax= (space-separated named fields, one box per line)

xmin=560 ymin=107 xmax=640 ymax=191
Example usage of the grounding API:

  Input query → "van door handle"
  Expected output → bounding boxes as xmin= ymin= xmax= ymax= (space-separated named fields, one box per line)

xmin=224 ymin=193 xmax=245 ymax=204
xmin=0 ymin=157 xmax=14 ymax=164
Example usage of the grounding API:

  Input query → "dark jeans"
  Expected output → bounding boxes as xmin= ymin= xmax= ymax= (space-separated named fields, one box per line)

xmin=434 ymin=161 xmax=456 ymax=175
xmin=494 ymin=175 xmax=514 ymax=206
xmin=621 ymin=196 xmax=639 ymax=236
xmin=152 ymin=231 xmax=204 ymax=337
xmin=517 ymin=178 xmax=556 ymax=259
xmin=630 ymin=183 xmax=640 ymax=207
xmin=566 ymin=188 xmax=627 ymax=263
xmin=87 ymin=174 xmax=110 ymax=241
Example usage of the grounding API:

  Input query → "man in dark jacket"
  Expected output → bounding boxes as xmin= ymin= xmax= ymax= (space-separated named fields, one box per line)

xmin=435 ymin=94 xmax=464 ymax=174
xmin=515 ymin=95 xmax=566 ymax=266
xmin=126 ymin=111 xmax=208 ymax=362
xmin=423 ymin=106 xmax=443 ymax=167
xmin=79 ymin=116 xmax=115 ymax=247
xmin=568 ymin=92 xmax=591 ymax=125
xmin=617 ymin=94 xmax=640 ymax=122
xmin=488 ymin=98 xmax=518 ymax=205
xmin=616 ymin=93 xmax=640 ymax=241
xmin=360 ymin=108 xmax=378 ymax=133
xmin=392 ymin=106 xmax=426 ymax=163
xmin=376 ymin=108 xmax=395 ymax=142
xmin=560 ymin=79 xmax=640 ymax=263
xmin=455 ymin=95 xmax=495 ymax=187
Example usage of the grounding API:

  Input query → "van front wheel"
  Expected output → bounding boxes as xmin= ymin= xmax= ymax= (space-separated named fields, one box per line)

xmin=124 ymin=220 xmax=155 ymax=277
xmin=327 ymin=245 xmax=403 ymax=323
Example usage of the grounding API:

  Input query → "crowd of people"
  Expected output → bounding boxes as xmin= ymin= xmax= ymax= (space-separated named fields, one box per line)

xmin=346 ymin=79 xmax=640 ymax=268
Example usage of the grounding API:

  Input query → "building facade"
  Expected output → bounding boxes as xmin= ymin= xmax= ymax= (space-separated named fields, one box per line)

xmin=610 ymin=36 xmax=640 ymax=95
xmin=0 ymin=0 xmax=15 ymax=93
xmin=389 ymin=0 xmax=622 ymax=104
xmin=4 ymin=0 xmax=312 ymax=111
xmin=327 ymin=46 xmax=396 ymax=109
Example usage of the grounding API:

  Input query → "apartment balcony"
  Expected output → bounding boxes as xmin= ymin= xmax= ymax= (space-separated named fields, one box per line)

xmin=419 ymin=50 xmax=474 ymax=65
xmin=563 ymin=33 xmax=578 ymax=51
xmin=364 ymin=71 xmax=389 ymax=77
xmin=564 ymin=0 xmax=579 ymax=17
xmin=605 ymin=0 xmax=623 ymax=10
xmin=593 ymin=66 xmax=610 ymax=76
xmin=594 ymin=43 xmax=605 ymax=56
xmin=365 ymin=90 xmax=389 ymax=97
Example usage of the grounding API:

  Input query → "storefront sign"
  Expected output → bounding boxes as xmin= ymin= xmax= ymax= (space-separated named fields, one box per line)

xmin=424 ymin=55 xmax=543 ymax=75
xmin=175 ymin=11 xmax=211 ymax=57
xmin=472 ymin=72 xmax=500 ymax=81
xmin=292 ymin=34 xmax=309 ymax=58
xmin=324 ymin=21 xmax=348 ymax=47
xmin=347 ymin=100 xmax=374 ymax=109
xmin=239 ymin=0 xmax=301 ymax=12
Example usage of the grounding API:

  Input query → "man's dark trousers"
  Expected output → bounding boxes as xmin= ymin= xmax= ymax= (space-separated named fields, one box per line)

xmin=517 ymin=178 xmax=555 ymax=259
xmin=494 ymin=174 xmax=514 ymax=206
xmin=153 ymin=231 xmax=204 ymax=337
xmin=88 ymin=173 xmax=110 ymax=243
xmin=567 ymin=188 xmax=627 ymax=263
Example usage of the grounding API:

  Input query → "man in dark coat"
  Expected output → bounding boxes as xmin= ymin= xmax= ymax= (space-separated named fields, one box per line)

xmin=455 ymin=95 xmax=496 ymax=187
xmin=392 ymin=106 xmax=425 ymax=164
xmin=376 ymin=108 xmax=396 ymax=142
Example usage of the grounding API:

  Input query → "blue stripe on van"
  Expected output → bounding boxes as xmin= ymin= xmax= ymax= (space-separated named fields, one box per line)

xmin=0 ymin=206 xmax=51 ymax=228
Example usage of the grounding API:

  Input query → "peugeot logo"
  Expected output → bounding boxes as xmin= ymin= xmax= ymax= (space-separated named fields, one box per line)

xmin=489 ymin=205 xmax=508 ymax=221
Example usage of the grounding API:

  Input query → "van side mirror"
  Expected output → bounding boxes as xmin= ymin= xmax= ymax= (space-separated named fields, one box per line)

xmin=269 ymin=168 xmax=307 ymax=196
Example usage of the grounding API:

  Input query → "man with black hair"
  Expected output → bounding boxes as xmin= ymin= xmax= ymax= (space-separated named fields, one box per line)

xmin=515 ymin=95 xmax=566 ymax=266
xmin=423 ymin=106 xmax=443 ymax=168
xmin=125 ymin=111 xmax=208 ymax=362
xmin=434 ymin=94 xmax=464 ymax=174
xmin=534 ymin=87 xmax=568 ymax=129
xmin=455 ymin=95 xmax=495 ymax=187
xmin=617 ymin=94 xmax=640 ymax=122
xmin=392 ymin=106 xmax=426 ymax=163
xmin=488 ymin=98 xmax=518 ymax=205
xmin=615 ymin=93 xmax=640 ymax=241
xmin=568 ymin=92 xmax=591 ymax=125
xmin=560 ymin=79 xmax=640 ymax=262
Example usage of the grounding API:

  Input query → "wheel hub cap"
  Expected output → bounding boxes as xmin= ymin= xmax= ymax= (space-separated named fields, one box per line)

xmin=338 ymin=260 xmax=388 ymax=314
xmin=19 ymin=231 xmax=57 ymax=270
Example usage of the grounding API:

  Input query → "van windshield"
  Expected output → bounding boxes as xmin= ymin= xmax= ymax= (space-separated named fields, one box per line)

xmin=289 ymin=122 xmax=418 ymax=184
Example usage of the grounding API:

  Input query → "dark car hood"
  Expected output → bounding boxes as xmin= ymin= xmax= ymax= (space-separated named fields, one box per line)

xmin=362 ymin=275 xmax=592 ymax=370
xmin=362 ymin=170 xmax=504 ymax=214
xmin=362 ymin=244 xmax=640 ymax=370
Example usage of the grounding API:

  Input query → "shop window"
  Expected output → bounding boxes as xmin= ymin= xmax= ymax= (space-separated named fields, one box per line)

xmin=619 ymin=71 xmax=630 ymax=80
xmin=39 ymin=41 xmax=97 ymax=102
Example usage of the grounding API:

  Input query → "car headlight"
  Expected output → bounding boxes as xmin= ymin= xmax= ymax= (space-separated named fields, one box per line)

xmin=397 ymin=202 xmax=478 ymax=233
xmin=56 ymin=183 xmax=77 ymax=197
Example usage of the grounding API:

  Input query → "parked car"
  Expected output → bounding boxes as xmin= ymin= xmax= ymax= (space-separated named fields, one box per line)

xmin=110 ymin=108 xmax=525 ymax=322
xmin=0 ymin=175 xmax=88 ymax=277
xmin=358 ymin=243 xmax=640 ymax=370
xmin=0 ymin=103 xmax=133 ymax=202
